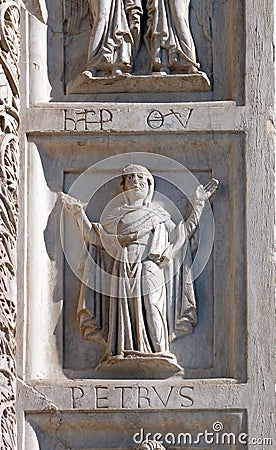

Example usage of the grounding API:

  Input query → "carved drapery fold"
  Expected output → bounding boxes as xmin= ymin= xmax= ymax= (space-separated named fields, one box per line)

xmin=0 ymin=1 xmax=20 ymax=449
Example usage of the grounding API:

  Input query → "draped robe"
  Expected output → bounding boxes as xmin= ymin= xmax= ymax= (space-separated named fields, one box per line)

xmin=86 ymin=0 xmax=142 ymax=73
xmin=145 ymin=0 xmax=199 ymax=73
xmin=77 ymin=202 xmax=198 ymax=363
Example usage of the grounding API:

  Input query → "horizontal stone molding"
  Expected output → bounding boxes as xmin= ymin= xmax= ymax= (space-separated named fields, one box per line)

xmin=23 ymin=104 xmax=246 ymax=134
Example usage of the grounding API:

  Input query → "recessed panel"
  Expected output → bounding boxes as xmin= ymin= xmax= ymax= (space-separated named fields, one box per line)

xmin=26 ymin=132 xmax=246 ymax=381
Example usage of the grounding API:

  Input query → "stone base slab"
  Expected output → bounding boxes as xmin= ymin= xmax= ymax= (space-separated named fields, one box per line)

xmin=96 ymin=354 xmax=183 ymax=379
xmin=66 ymin=72 xmax=211 ymax=95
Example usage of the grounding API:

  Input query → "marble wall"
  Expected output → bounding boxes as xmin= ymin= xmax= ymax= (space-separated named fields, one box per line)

xmin=9 ymin=1 xmax=276 ymax=449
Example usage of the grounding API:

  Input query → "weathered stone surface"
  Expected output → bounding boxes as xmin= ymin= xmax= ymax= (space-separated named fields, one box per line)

xmin=21 ymin=134 xmax=245 ymax=384
xmin=66 ymin=72 xmax=211 ymax=95
xmin=22 ymin=103 xmax=245 ymax=133
xmin=14 ymin=0 xmax=276 ymax=449
xmin=137 ymin=441 xmax=166 ymax=450
xmin=24 ymin=408 xmax=246 ymax=449
xmin=27 ymin=0 xmax=245 ymax=104
xmin=0 ymin=1 xmax=20 ymax=449
xmin=23 ymin=0 xmax=47 ymax=23
xmin=64 ymin=0 xmax=206 ymax=82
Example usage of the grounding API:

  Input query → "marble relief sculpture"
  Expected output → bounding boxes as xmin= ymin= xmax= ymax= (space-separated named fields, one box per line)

xmin=0 ymin=1 xmax=20 ymax=449
xmin=83 ymin=0 xmax=143 ymax=77
xmin=61 ymin=165 xmax=218 ymax=373
xmin=145 ymin=0 xmax=200 ymax=74
xmin=137 ymin=441 xmax=167 ymax=450
xmin=65 ymin=0 xmax=200 ymax=77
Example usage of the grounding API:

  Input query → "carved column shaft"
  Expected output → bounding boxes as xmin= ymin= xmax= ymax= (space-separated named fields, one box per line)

xmin=0 ymin=1 xmax=20 ymax=449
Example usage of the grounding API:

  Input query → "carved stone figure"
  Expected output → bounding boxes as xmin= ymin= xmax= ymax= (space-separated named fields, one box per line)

xmin=137 ymin=441 xmax=166 ymax=450
xmin=65 ymin=0 xmax=200 ymax=77
xmin=88 ymin=0 xmax=142 ymax=76
xmin=61 ymin=165 xmax=218 ymax=373
xmin=145 ymin=0 xmax=200 ymax=74
xmin=66 ymin=0 xmax=143 ymax=77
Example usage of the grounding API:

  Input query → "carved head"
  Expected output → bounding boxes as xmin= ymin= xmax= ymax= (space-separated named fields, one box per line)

xmin=121 ymin=164 xmax=154 ymax=206
xmin=137 ymin=440 xmax=166 ymax=450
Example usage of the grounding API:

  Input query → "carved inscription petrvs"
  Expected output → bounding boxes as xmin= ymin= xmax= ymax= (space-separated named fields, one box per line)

xmin=70 ymin=384 xmax=194 ymax=410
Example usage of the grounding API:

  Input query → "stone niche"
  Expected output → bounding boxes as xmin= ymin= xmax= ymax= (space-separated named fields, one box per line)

xmin=25 ymin=409 xmax=247 ymax=450
xmin=28 ymin=0 xmax=245 ymax=104
xmin=17 ymin=0 xmax=275 ymax=448
xmin=25 ymin=132 xmax=246 ymax=382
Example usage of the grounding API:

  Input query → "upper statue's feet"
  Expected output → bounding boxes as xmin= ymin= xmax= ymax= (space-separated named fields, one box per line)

xmin=82 ymin=66 xmax=97 ymax=78
xmin=112 ymin=67 xmax=123 ymax=76
xmin=151 ymin=65 xmax=171 ymax=75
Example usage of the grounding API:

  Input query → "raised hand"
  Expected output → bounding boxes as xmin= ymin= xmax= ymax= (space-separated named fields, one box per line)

xmin=194 ymin=178 xmax=219 ymax=202
xmin=59 ymin=192 xmax=85 ymax=217
xmin=204 ymin=178 xmax=219 ymax=199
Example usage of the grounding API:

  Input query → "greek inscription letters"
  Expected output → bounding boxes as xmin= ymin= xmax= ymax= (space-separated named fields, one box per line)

xmin=146 ymin=109 xmax=193 ymax=130
xmin=64 ymin=109 xmax=113 ymax=131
